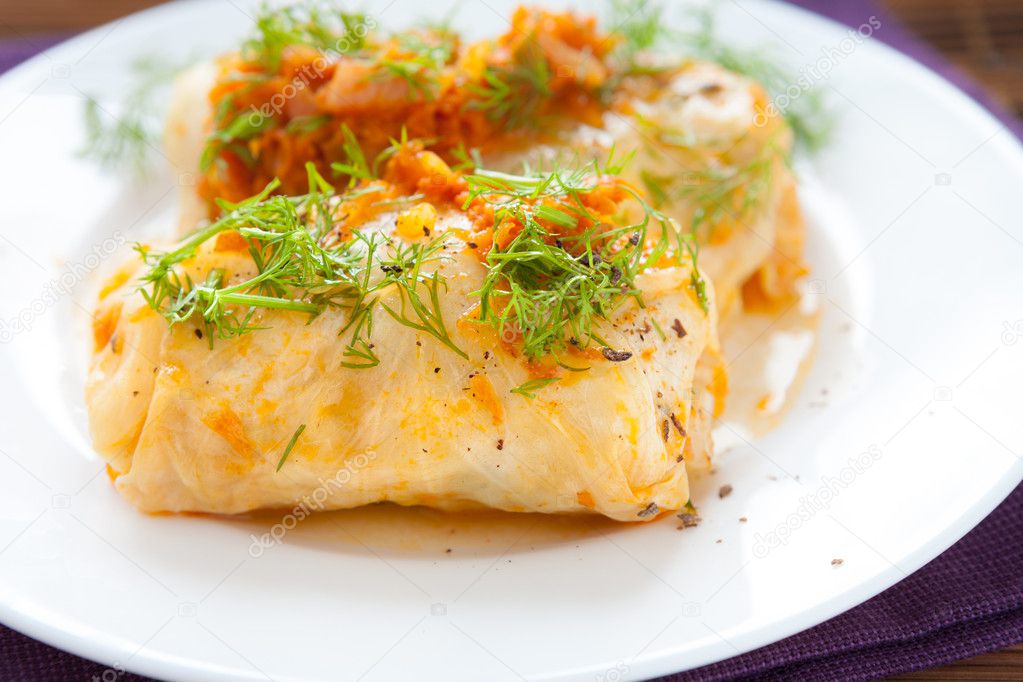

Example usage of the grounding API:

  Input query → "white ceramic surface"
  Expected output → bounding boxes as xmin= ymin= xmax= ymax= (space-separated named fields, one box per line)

xmin=0 ymin=1 xmax=1020 ymax=680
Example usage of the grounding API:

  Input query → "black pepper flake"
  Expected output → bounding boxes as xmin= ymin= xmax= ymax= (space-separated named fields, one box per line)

xmin=434 ymin=367 xmax=441 ymax=373
xmin=661 ymin=419 xmax=670 ymax=442
xmin=194 ymin=328 xmax=204 ymax=339
xmin=467 ymin=241 xmax=478 ymax=249
xmin=677 ymin=511 xmax=701 ymax=529
xmin=676 ymin=454 xmax=684 ymax=463
xmin=445 ymin=548 xmax=452 ymax=554
xmin=380 ymin=264 xmax=403 ymax=274
xmin=496 ymin=439 xmax=504 ymax=450
xmin=831 ymin=558 xmax=844 ymax=567
xmin=700 ymin=82 xmax=723 ymax=95
xmin=638 ymin=502 xmax=659 ymax=518
xmin=132 ymin=390 xmax=139 ymax=397
xmin=422 ymin=226 xmax=431 ymax=237
xmin=483 ymin=351 xmax=490 ymax=359
xmin=670 ymin=413 xmax=686 ymax=438
xmin=719 ymin=484 xmax=733 ymax=499
xmin=628 ymin=233 xmax=640 ymax=246
xmin=610 ymin=266 xmax=622 ymax=285
xmin=601 ymin=347 xmax=633 ymax=362
xmin=739 ymin=516 xmax=748 ymax=523
xmin=671 ymin=319 xmax=687 ymax=339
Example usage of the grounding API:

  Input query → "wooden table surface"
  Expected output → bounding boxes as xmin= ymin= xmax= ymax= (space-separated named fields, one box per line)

xmin=0 ymin=0 xmax=1020 ymax=680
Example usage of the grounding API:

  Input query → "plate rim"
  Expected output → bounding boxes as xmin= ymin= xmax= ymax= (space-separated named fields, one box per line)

xmin=0 ymin=1 xmax=1020 ymax=680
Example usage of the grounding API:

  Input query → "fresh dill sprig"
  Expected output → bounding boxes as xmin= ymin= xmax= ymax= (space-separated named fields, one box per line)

xmin=276 ymin=423 xmax=306 ymax=471
xmin=79 ymin=55 xmax=189 ymax=175
xmin=511 ymin=377 xmax=561 ymax=399
xmin=199 ymin=110 xmax=276 ymax=172
xmin=80 ymin=98 xmax=153 ymax=173
xmin=377 ymin=30 xmax=457 ymax=102
xmin=243 ymin=1 xmax=372 ymax=69
xmin=465 ymin=153 xmax=701 ymax=359
xmin=379 ymin=248 xmax=467 ymax=360
xmin=466 ymin=39 xmax=551 ymax=127
xmin=137 ymin=164 xmax=465 ymax=363
xmin=286 ymin=114 xmax=333 ymax=134
xmin=640 ymin=136 xmax=781 ymax=243
xmin=649 ymin=316 xmax=667 ymax=341
xmin=199 ymin=3 xmax=374 ymax=171
xmin=330 ymin=124 xmax=374 ymax=186
xmin=450 ymin=143 xmax=482 ymax=172
xmin=139 ymin=151 xmax=708 ymax=377
xmin=605 ymin=0 xmax=670 ymax=67
xmin=602 ymin=0 xmax=831 ymax=150
xmin=679 ymin=232 xmax=709 ymax=314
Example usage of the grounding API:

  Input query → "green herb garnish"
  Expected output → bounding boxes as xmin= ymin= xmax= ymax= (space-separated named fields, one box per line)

xmin=603 ymin=0 xmax=832 ymax=150
xmin=377 ymin=30 xmax=457 ymax=102
xmin=606 ymin=0 xmax=671 ymax=67
xmin=200 ymin=110 xmax=276 ymax=172
xmin=138 ymin=148 xmax=708 ymax=389
xmin=79 ymin=55 xmax=189 ymax=174
xmin=276 ymin=423 xmax=306 ymax=471
xmin=137 ymin=164 xmax=465 ymax=363
xmin=511 ymin=377 xmax=561 ymax=399
xmin=640 ymin=136 xmax=780 ymax=244
xmin=243 ymin=1 xmax=372 ymax=70
xmin=330 ymin=124 xmax=374 ymax=186
xmin=467 ymin=39 xmax=551 ymax=127
xmin=465 ymin=152 xmax=704 ymax=359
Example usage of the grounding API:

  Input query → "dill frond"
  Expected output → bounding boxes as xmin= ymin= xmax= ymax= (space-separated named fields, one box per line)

xmin=78 ymin=55 xmax=189 ymax=175
xmin=465 ymin=155 xmax=704 ymax=359
xmin=243 ymin=1 xmax=372 ymax=69
xmin=466 ymin=38 xmax=551 ymax=127
xmin=640 ymin=136 xmax=782 ymax=242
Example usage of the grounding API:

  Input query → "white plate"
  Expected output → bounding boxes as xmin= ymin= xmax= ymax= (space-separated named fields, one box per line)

xmin=0 ymin=1 xmax=1021 ymax=680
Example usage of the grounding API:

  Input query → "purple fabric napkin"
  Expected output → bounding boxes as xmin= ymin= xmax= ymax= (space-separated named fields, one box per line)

xmin=1 ymin=2 xmax=1021 ymax=681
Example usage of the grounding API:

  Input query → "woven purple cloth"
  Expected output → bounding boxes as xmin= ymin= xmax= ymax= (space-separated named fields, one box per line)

xmin=1 ymin=2 xmax=1021 ymax=681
